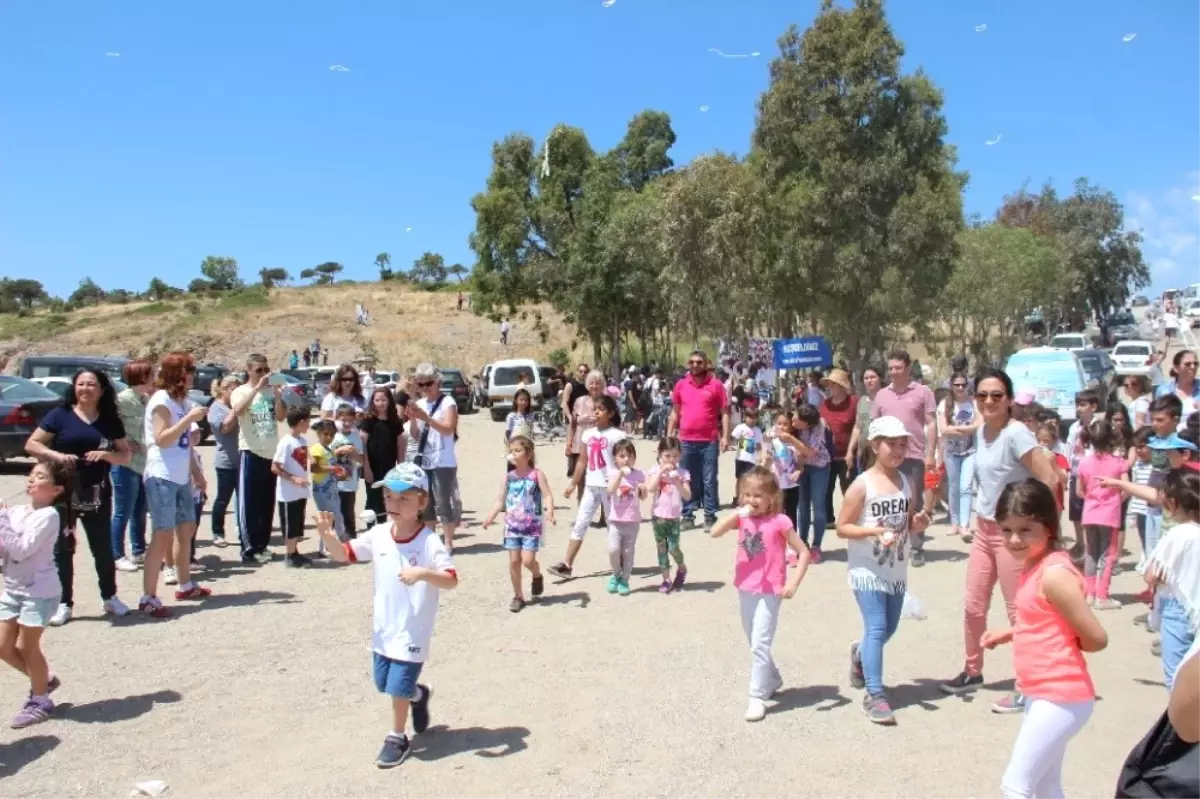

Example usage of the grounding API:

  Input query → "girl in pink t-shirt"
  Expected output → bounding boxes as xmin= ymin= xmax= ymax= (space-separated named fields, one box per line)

xmin=1076 ymin=419 xmax=1130 ymax=608
xmin=605 ymin=439 xmax=645 ymax=596
xmin=982 ymin=478 xmax=1106 ymax=799
xmin=645 ymin=437 xmax=692 ymax=594
xmin=710 ymin=466 xmax=810 ymax=723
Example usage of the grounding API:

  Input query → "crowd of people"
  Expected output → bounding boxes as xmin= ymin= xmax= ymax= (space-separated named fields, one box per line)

xmin=0 ymin=342 xmax=1197 ymax=790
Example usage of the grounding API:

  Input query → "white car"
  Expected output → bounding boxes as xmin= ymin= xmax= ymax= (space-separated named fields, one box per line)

xmin=1110 ymin=340 xmax=1164 ymax=382
xmin=30 ymin=375 xmax=127 ymax=399
xmin=1183 ymin=299 xmax=1200 ymax=328
xmin=1048 ymin=333 xmax=1090 ymax=351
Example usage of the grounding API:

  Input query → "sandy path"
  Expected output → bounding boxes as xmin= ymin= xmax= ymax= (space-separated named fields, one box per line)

xmin=0 ymin=413 xmax=1169 ymax=798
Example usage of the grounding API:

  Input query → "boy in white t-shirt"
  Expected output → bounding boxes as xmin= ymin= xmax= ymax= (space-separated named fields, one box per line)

xmin=316 ymin=462 xmax=457 ymax=769
xmin=272 ymin=408 xmax=312 ymax=567
xmin=731 ymin=406 xmax=764 ymax=504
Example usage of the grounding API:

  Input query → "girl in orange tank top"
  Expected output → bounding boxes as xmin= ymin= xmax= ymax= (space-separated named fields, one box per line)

xmin=981 ymin=478 xmax=1109 ymax=799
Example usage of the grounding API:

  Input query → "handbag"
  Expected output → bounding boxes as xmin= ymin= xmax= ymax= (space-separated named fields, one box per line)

xmin=1115 ymin=709 xmax=1199 ymax=798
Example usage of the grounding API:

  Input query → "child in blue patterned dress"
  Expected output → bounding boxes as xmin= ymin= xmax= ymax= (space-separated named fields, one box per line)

xmin=482 ymin=435 xmax=556 ymax=613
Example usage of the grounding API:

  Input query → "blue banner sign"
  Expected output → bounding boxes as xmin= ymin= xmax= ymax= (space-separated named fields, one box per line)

xmin=773 ymin=336 xmax=833 ymax=370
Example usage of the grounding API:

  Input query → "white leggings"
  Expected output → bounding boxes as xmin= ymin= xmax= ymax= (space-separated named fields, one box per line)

xmin=607 ymin=521 xmax=639 ymax=581
xmin=1001 ymin=698 xmax=1093 ymax=798
xmin=570 ymin=487 xmax=611 ymax=542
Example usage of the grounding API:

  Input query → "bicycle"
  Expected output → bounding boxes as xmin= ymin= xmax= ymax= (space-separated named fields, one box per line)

xmin=532 ymin=399 xmax=568 ymax=443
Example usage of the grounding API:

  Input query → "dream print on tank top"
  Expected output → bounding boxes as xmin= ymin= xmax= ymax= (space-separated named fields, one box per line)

xmin=869 ymin=494 xmax=909 ymax=568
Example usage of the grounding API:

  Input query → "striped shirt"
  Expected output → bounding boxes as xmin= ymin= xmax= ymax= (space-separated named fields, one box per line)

xmin=1129 ymin=459 xmax=1153 ymax=516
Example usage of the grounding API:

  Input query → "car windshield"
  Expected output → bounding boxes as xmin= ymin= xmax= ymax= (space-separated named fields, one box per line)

xmin=439 ymin=371 xmax=467 ymax=386
xmin=0 ymin=377 xmax=60 ymax=401
xmin=493 ymin=367 xmax=534 ymax=386
xmin=1077 ymin=354 xmax=1104 ymax=374
xmin=1108 ymin=312 xmax=1135 ymax=326
xmin=1050 ymin=335 xmax=1084 ymax=348
xmin=1114 ymin=343 xmax=1151 ymax=356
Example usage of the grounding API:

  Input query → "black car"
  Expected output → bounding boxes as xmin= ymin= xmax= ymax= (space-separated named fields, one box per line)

xmin=1103 ymin=311 xmax=1140 ymax=347
xmin=0 ymin=376 xmax=61 ymax=462
xmin=193 ymin=364 xmax=229 ymax=396
xmin=1076 ymin=349 xmax=1115 ymax=388
xmin=19 ymin=354 xmax=129 ymax=384
xmin=438 ymin=369 xmax=474 ymax=413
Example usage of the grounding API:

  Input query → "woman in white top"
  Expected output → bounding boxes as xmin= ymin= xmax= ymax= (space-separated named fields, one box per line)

xmin=140 ymin=352 xmax=211 ymax=617
xmin=320 ymin=364 xmax=366 ymax=419
xmin=405 ymin=363 xmax=461 ymax=551
xmin=938 ymin=372 xmax=982 ymax=541
xmin=1121 ymin=374 xmax=1152 ymax=428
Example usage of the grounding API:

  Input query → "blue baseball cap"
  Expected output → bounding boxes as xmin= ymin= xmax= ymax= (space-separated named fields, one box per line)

xmin=371 ymin=463 xmax=429 ymax=493
xmin=1149 ymin=433 xmax=1198 ymax=452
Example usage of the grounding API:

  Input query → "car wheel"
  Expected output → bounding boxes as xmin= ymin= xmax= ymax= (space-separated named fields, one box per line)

xmin=491 ymin=408 xmax=505 ymax=423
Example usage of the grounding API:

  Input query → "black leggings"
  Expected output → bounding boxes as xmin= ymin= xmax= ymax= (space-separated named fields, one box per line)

xmin=782 ymin=486 xmax=800 ymax=530
xmin=339 ymin=491 xmax=358 ymax=539
xmin=56 ymin=486 xmax=117 ymax=607
xmin=825 ymin=459 xmax=852 ymax=522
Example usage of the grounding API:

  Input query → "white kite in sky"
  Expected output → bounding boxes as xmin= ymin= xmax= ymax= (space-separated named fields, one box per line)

xmin=329 ymin=65 xmax=350 ymax=72
xmin=1192 ymin=194 xmax=1200 ymax=202
xmin=975 ymin=24 xmax=987 ymax=33
xmin=405 ymin=227 xmax=413 ymax=233
xmin=601 ymin=0 xmax=615 ymax=6
xmin=1122 ymin=33 xmax=1137 ymax=42
xmin=105 ymin=52 xmax=121 ymax=57
xmin=708 ymin=48 xmax=760 ymax=58
xmin=985 ymin=134 xmax=1002 ymax=146
xmin=699 ymin=105 xmax=709 ymax=112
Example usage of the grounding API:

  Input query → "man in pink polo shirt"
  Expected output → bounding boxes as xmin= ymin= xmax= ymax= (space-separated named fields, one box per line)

xmin=870 ymin=350 xmax=938 ymax=566
xmin=667 ymin=350 xmax=731 ymax=531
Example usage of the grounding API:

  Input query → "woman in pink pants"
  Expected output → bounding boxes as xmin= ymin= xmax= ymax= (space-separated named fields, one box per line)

xmin=938 ymin=369 xmax=1057 ymax=713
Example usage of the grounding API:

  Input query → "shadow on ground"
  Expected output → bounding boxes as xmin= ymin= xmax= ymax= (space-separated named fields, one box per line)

xmin=772 ymin=684 xmax=852 ymax=714
xmin=57 ymin=689 xmax=182 ymax=724
xmin=170 ymin=589 xmax=299 ymax=618
xmin=537 ymin=591 xmax=590 ymax=608
xmin=0 ymin=735 xmax=60 ymax=778
xmin=412 ymin=724 xmax=530 ymax=760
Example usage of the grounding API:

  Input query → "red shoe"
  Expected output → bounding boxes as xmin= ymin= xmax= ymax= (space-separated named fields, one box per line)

xmin=1136 ymin=589 xmax=1153 ymax=604
xmin=138 ymin=596 xmax=172 ymax=618
xmin=810 ymin=548 xmax=823 ymax=564
xmin=174 ymin=584 xmax=212 ymax=601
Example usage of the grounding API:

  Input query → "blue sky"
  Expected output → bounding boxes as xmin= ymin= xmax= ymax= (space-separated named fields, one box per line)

xmin=1 ymin=0 xmax=1197 ymax=299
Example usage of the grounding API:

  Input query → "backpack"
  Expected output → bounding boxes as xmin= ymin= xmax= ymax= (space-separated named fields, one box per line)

xmin=1115 ymin=710 xmax=1199 ymax=798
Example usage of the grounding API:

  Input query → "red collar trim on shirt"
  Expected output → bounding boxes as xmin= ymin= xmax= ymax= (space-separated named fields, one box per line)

xmin=1185 ymin=462 xmax=1200 ymax=472
xmin=390 ymin=524 xmax=427 ymax=544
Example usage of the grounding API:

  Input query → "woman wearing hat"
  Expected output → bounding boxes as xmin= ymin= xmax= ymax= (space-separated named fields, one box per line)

xmin=819 ymin=369 xmax=858 ymax=528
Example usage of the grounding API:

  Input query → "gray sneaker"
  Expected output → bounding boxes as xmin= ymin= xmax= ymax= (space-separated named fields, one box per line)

xmin=849 ymin=642 xmax=865 ymax=690
xmin=862 ymin=693 xmax=896 ymax=725
xmin=991 ymin=692 xmax=1025 ymax=714
xmin=910 ymin=549 xmax=926 ymax=568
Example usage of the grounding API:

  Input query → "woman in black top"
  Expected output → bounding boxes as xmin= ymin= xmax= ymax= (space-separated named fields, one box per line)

xmin=25 ymin=369 xmax=133 ymax=625
xmin=359 ymin=387 xmax=407 ymax=526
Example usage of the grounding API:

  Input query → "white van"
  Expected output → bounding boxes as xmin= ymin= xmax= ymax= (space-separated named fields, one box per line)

xmin=487 ymin=358 xmax=543 ymax=421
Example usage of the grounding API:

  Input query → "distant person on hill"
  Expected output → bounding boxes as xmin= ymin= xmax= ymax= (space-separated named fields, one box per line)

xmin=323 ymin=350 xmax=329 ymax=366
xmin=289 ymin=350 xmax=300 ymax=370
xmin=456 ymin=292 xmax=463 ymax=312
xmin=500 ymin=319 xmax=510 ymax=346
xmin=302 ymin=348 xmax=311 ymax=367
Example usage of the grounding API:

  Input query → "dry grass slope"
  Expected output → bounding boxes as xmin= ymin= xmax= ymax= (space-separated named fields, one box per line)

xmin=0 ymin=283 xmax=579 ymax=374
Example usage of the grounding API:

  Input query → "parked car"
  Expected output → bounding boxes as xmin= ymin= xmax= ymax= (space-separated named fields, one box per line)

xmin=372 ymin=370 xmax=401 ymax=392
xmin=1075 ymin=349 xmax=1115 ymax=388
xmin=192 ymin=363 xmax=229 ymax=396
xmin=0 ymin=376 xmax=62 ymax=462
xmin=1183 ymin=298 xmax=1200 ymax=328
xmin=1111 ymin=340 xmax=1163 ymax=380
xmin=1131 ymin=295 xmax=1150 ymax=307
xmin=437 ymin=369 xmax=474 ymax=413
xmin=1047 ymin=333 xmax=1091 ymax=352
xmin=487 ymin=358 xmax=544 ymax=422
xmin=1103 ymin=310 xmax=1140 ymax=347
xmin=1005 ymin=347 xmax=1090 ymax=428
xmin=185 ymin=389 xmax=217 ymax=443
xmin=19 ymin=354 xmax=129 ymax=384
xmin=474 ymin=364 xmax=493 ymax=410
xmin=31 ymin=375 xmax=128 ymax=399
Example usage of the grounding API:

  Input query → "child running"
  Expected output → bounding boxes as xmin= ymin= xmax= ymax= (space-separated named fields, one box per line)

xmin=646 ymin=436 xmax=692 ymax=593
xmin=836 ymin=415 xmax=931 ymax=725
xmin=0 ymin=461 xmax=71 ymax=728
xmin=730 ymin=406 xmax=763 ymax=504
xmin=314 ymin=463 xmax=457 ymax=769
xmin=272 ymin=407 xmax=312 ymax=567
xmin=1075 ymin=418 xmax=1129 ymax=609
xmin=481 ymin=435 xmax=555 ymax=612
xmin=710 ymin=466 xmax=810 ymax=723
xmin=985 ymin=478 xmax=1106 ymax=799
xmin=549 ymin=396 xmax=624 ymax=580
xmin=605 ymin=439 xmax=645 ymax=596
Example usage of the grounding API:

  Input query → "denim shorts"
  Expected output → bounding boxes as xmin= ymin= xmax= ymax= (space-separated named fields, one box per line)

xmin=144 ymin=476 xmax=197 ymax=531
xmin=372 ymin=653 xmax=423 ymax=699
xmin=503 ymin=530 xmax=542 ymax=552
xmin=0 ymin=590 xmax=60 ymax=628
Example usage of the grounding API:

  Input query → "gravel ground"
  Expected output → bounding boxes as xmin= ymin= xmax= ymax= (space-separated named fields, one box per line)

xmin=0 ymin=412 xmax=1169 ymax=798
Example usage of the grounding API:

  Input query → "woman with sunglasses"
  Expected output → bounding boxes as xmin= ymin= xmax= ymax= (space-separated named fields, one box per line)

xmin=321 ymin=365 xmax=366 ymax=420
xmin=938 ymin=373 xmax=982 ymax=542
xmin=1156 ymin=350 xmax=1199 ymax=423
xmin=1120 ymin=374 xmax=1153 ymax=428
xmin=405 ymin=363 xmax=461 ymax=551
xmin=939 ymin=368 xmax=1057 ymax=712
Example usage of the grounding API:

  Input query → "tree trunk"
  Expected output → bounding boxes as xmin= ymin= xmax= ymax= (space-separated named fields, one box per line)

xmin=609 ymin=313 xmax=621 ymax=380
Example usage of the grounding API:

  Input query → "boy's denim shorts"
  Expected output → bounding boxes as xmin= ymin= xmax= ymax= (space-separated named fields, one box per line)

xmin=372 ymin=653 xmax=423 ymax=699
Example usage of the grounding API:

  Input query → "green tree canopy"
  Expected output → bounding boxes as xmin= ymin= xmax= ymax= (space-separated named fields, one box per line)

xmin=314 ymin=262 xmax=343 ymax=283
xmin=147 ymin=277 xmax=171 ymax=301
xmin=410 ymin=252 xmax=447 ymax=286
xmin=0 ymin=278 xmax=48 ymax=310
xmin=199 ymin=256 xmax=242 ymax=291
xmin=68 ymin=277 xmax=105 ymax=306
xmin=259 ymin=267 xmax=289 ymax=288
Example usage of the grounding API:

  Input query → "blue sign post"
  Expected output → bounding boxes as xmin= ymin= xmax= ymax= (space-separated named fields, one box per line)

xmin=773 ymin=336 xmax=833 ymax=370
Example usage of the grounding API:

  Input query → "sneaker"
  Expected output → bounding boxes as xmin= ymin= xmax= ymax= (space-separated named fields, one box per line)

xmin=658 ymin=580 xmax=672 ymax=593
xmin=411 ymin=684 xmax=432 ymax=734
xmin=114 ymin=556 xmax=139 ymax=572
xmin=547 ymin=562 xmax=573 ymax=579
xmin=241 ymin=554 xmax=259 ymax=565
xmin=375 ymin=734 xmax=411 ymax=769
xmin=849 ymin=642 xmax=865 ymax=690
xmin=139 ymin=596 xmax=171 ymax=618
xmin=616 ymin=579 xmax=631 ymax=597
xmin=703 ymin=519 xmax=715 ymax=534
xmin=862 ymin=693 xmax=896 ymax=725
xmin=103 ymin=596 xmax=130 ymax=617
xmin=531 ymin=575 xmax=544 ymax=598
xmin=162 ymin=567 xmax=178 ymax=586
xmin=939 ymin=671 xmax=983 ymax=695
xmin=47 ymin=603 xmax=71 ymax=627
xmin=670 ymin=567 xmax=688 ymax=592
xmin=1152 ymin=638 xmax=1162 ymax=657
xmin=680 ymin=517 xmax=698 ymax=532
xmin=1093 ymin=597 xmax=1123 ymax=610
xmin=744 ymin=698 xmax=767 ymax=722
xmin=132 ymin=553 xmax=145 ymax=565
xmin=606 ymin=575 xmax=620 ymax=594
xmin=10 ymin=696 xmax=53 ymax=729
xmin=174 ymin=584 xmax=212 ymax=601
xmin=910 ymin=549 xmax=926 ymax=568
xmin=286 ymin=553 xmax=312 ymax=569
xmin=509 ymin=597 xmax=525 ymax=613
xmin=961 ymin=531 xmax=974 ymax=544
xmin=212 ymin=536 xmax=228 ymax=549
xmin=991 ymin=692 xmax=1025 ymax=714
xmin=809 ymin=548 xmax=822 ymax=565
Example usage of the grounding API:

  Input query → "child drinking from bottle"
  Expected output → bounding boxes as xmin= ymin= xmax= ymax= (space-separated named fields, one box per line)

xmin=646 ymin=436 xmax=691 ymax=593
xmin=605 ymin=439 xmax=645 ymax=596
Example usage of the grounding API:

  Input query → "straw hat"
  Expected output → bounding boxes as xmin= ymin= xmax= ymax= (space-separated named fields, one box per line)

xmin=820 ymin=368 xmax=852 ymax=392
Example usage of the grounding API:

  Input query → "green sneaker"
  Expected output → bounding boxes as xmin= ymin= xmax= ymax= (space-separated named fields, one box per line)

xmin=606 ymin=575 xmax=620 ymax=594
xmin=617 ymin=579 xmax=631 ymax=596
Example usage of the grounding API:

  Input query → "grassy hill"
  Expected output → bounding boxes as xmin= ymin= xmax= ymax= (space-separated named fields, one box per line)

xmin=0 ymin=283 xmax=578 ymax=375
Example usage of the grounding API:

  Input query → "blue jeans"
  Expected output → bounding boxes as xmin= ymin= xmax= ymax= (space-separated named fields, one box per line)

xmin=210 ymin=467 xmax=238 ymax=541
xmin=853 ymin=589 xmax=905 ymax=696
xmin=943 ymin=450 xmax=976 ymax=529
xmin=1160 ymin=596 xmax=1195 ymax=691
xmin=681 ymin=441 xmax=719 ymax=524
xmin=797 ymin=464 xmax=830 ymax=549
xmin=109 ymin=465 xmax=146 ymax=559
